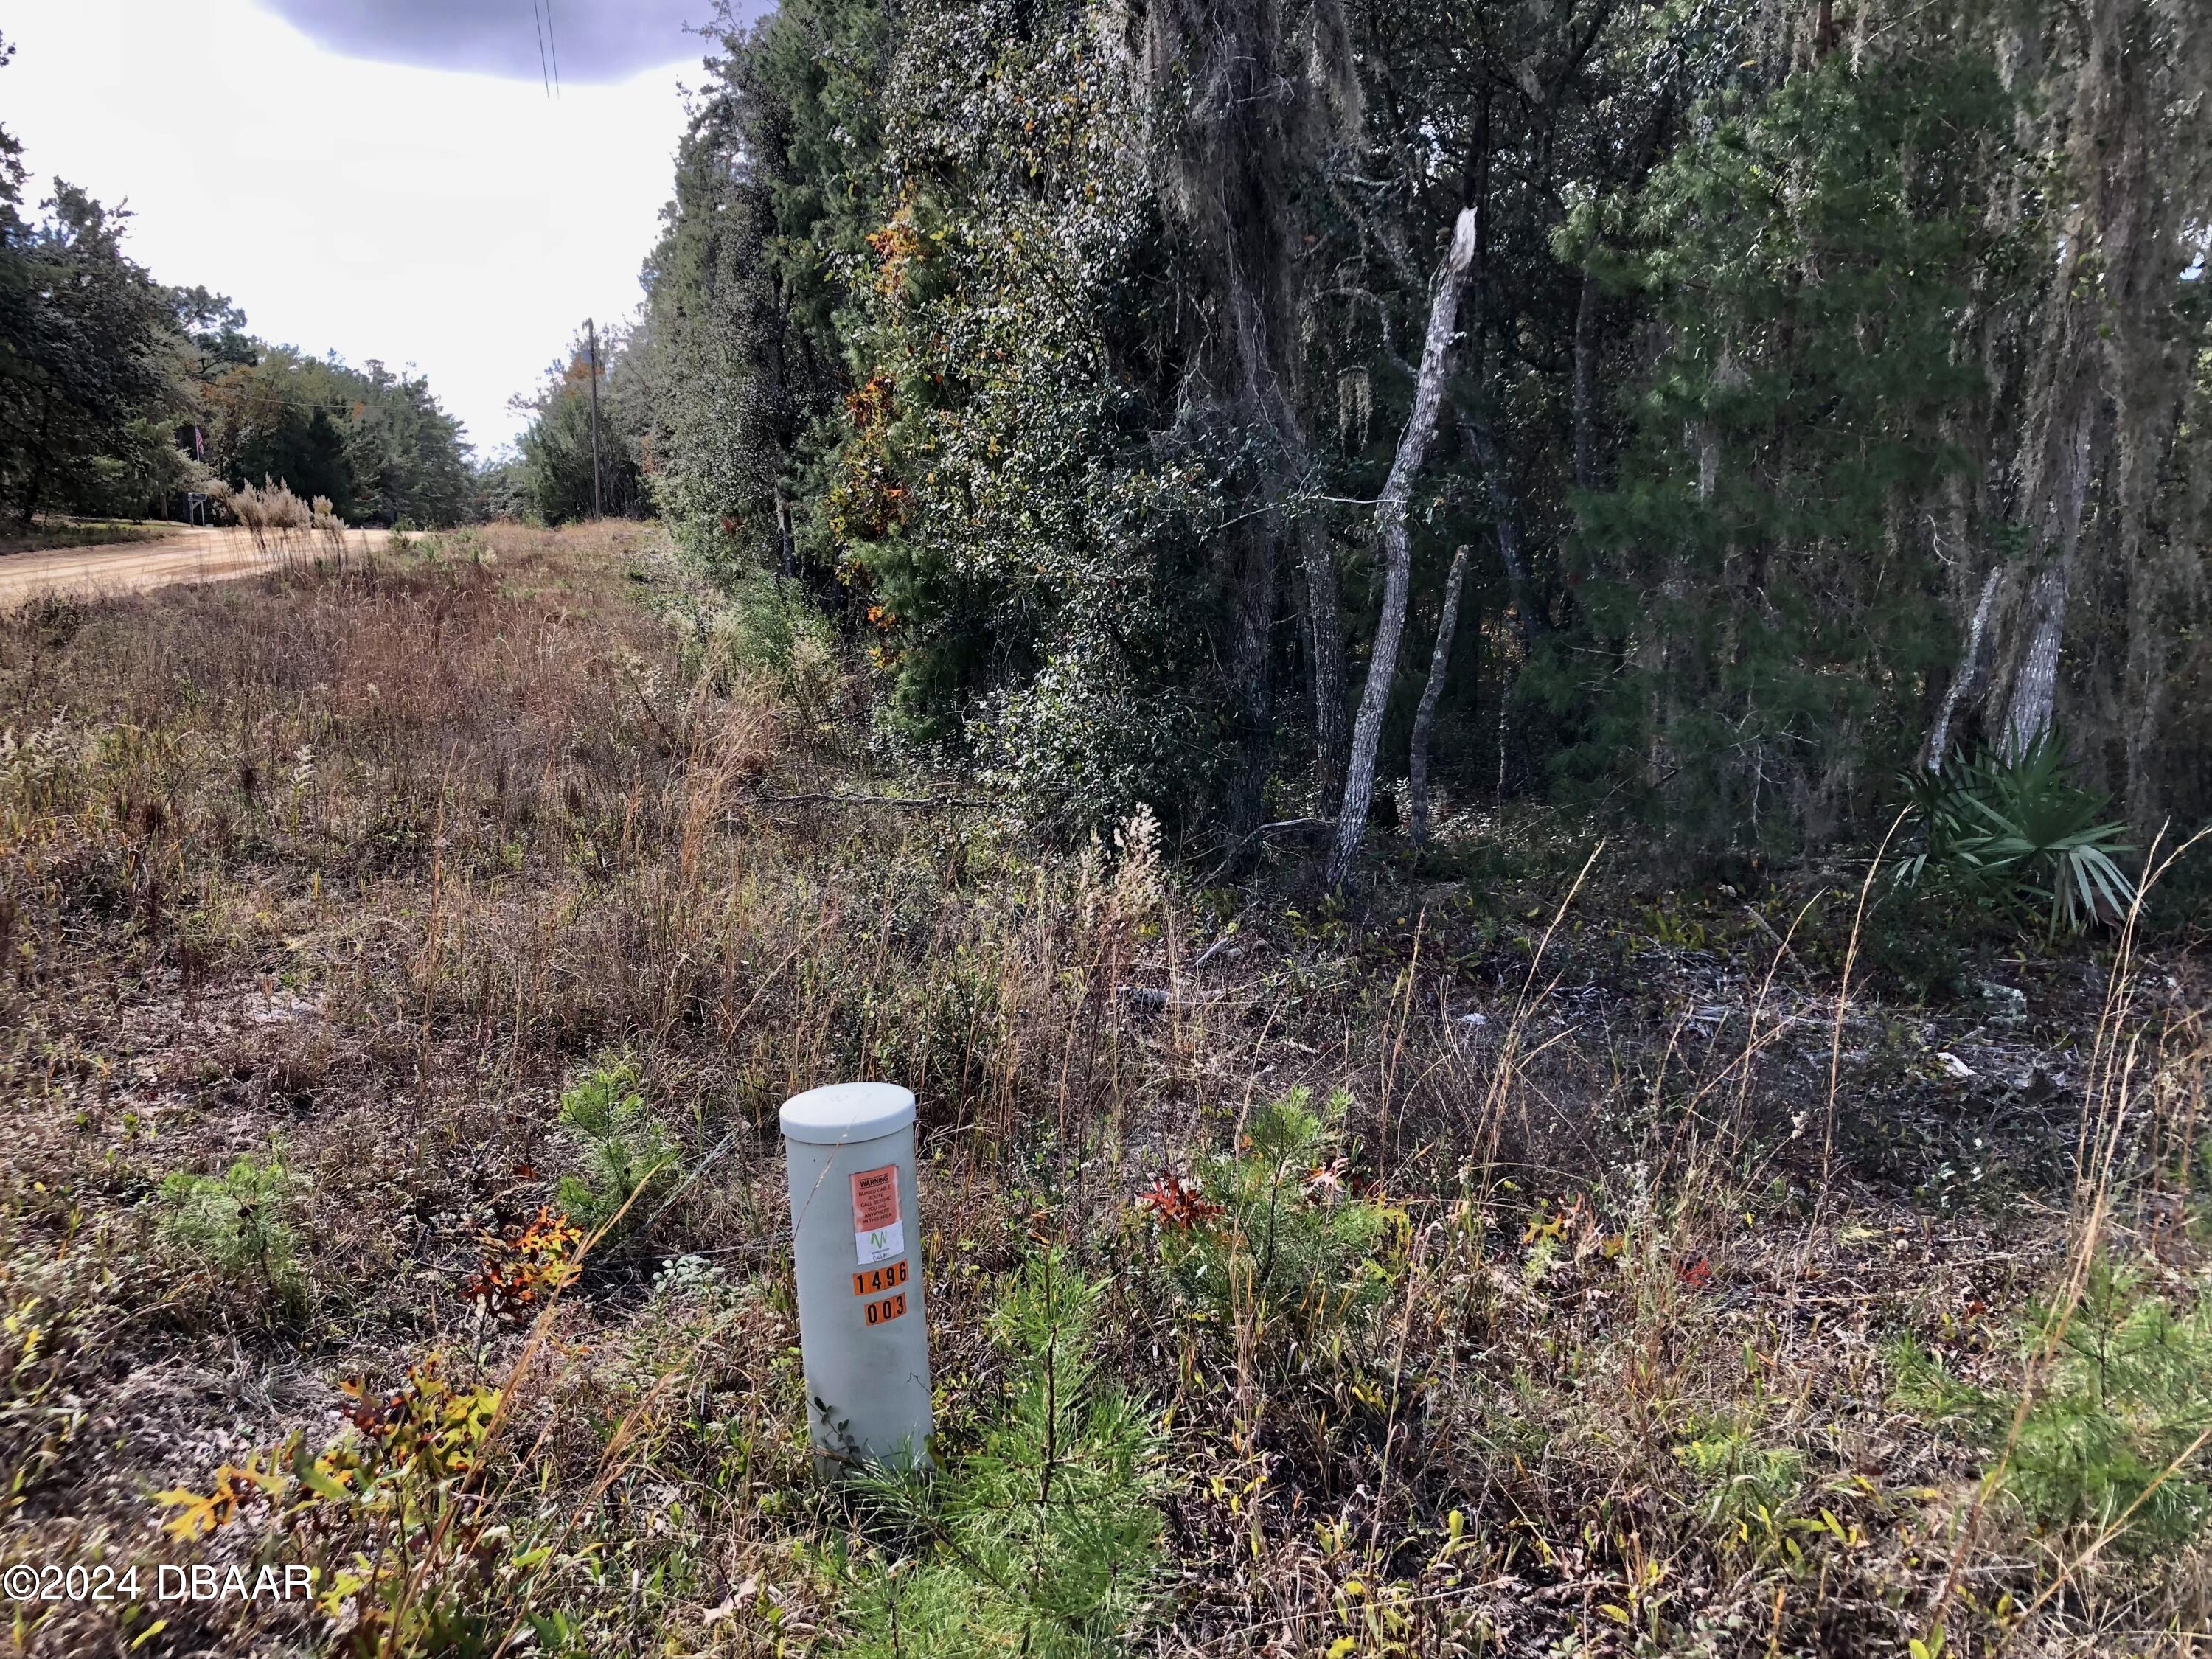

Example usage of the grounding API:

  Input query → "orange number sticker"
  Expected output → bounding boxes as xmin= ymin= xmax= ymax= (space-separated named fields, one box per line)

xmin=864 ymin=1291 xmax=908 ymax=1326
xmin=852 ymin=1259 xmax=911 ymax=1297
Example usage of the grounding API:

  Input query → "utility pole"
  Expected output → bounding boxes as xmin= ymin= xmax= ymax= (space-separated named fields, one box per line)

xmin=585 ymin=316 xmax=603 ymax=521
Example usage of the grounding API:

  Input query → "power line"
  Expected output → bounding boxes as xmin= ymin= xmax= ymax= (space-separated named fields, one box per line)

xmin=545 ymin=0 xmax=562 ymax=99
xmin=529 ymin=0 xmax=552 ymax=100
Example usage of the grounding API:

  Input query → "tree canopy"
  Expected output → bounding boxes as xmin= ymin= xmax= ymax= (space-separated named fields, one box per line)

xmin=626 ymin=0 xmax=2211 ymax=869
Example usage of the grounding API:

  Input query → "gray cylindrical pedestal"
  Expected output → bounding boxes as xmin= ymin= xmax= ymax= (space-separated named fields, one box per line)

xmin=779 ymin=1082 xmax=932 ymax=1475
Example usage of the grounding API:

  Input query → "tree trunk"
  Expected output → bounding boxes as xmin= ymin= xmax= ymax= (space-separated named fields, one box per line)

xmin=1222 ymin=511 xmax=1281 ymax=848
xmin=1302 ymin=516 xmax=1348 ymax=796
xmin=18 ymin=393 xmax=54 ymax=525
xmin=1999 ymin=351 xmax=2097 ymax=757
xmin=1328 ymin=206 xmax=1481 ymax=887
xmin=1408 ymin=543 xmax=1470 ymax=846
xmin=2124 ymin=369 xmax=2201 ymax=827
xmin=2003 ymin=556 xmax=2073 ymax=757
xmin=1571 ymin=271 xmax=1600 ymax=495
xmin=1458 ymin=389 xmax=1537 ymax=799
xmin=1135 ymin=0 xmax=1318 ymax=858
xmin=1925 ymin=563 xmax=2003 ymax=769
xmin=1994 ymin=0 xmax=2154 ymax=761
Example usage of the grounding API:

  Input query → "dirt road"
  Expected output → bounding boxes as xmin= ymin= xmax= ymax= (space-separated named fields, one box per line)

xmin=0 ymin=525 xmax=397 ymax=609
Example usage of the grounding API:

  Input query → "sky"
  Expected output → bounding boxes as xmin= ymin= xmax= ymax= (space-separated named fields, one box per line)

xmin=3 ymin=0 xmax=767 ymax=453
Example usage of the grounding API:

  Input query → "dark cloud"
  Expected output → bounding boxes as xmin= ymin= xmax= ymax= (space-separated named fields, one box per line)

xmin=253 ymin=1 xmax=771 ymax=84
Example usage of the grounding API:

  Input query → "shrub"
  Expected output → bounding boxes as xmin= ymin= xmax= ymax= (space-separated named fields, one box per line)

xmin=156 ymin=1152 xmax=307 ymax=1312
xmin=1896 ymin=734 xmax=2136 ymax=941
xmin=156 ymin=1352 xmax=549 ymax=1653
xmin=838 ymin=1248 xmax=1166 ymax=1658
xmin=554 ymin=1054 xmax=676 ymax=1239
xmin=698 ymin=568 xmax=842 ymax=721
xmin=1674 ymin=1419 xmax=1806 ymax=1552
xmin=2007 ymin=1262 xmax=2212 ymax=1545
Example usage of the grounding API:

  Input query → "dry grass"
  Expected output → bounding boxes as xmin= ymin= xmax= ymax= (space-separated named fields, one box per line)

xmin=209 ymin=480 xmax=349 ymax=567
xmin=0 ymin=521 xmax=2205 ymax=1657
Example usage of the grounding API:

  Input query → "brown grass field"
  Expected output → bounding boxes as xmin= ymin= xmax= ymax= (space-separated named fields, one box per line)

xmin=0 ymin=523 xmax=2205 ymax=1657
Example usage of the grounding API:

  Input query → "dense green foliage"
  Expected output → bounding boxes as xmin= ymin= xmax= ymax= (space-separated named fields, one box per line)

xmin=198 ymin=348 xmax=473 ymax=527
xmin=1895 ymin=1259 xmax=2212 ymax=1550
xmin=0 ymin=29 xmax=473 ymax=530
xmin=629 ymin=0 xmax=2211 ymax=876
xmin=552 ymin=1052 xmax=675 ymax=1237
xmin=1151 ymin=1086 xmax=1398 ymax=1360
xmin=1546 ymin=49 xmax=2022 ymax=847
xmin=1896 ymin=734 xmax=2138 ymax=939
xmin=156 ymin=1152 xmax=308 ymax=1312
xmin=0 ymin=174 xmax=189 ymax=522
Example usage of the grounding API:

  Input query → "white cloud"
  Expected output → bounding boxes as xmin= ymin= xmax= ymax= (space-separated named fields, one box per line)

xmin=5 ymin=0 xmax=703 ymax=452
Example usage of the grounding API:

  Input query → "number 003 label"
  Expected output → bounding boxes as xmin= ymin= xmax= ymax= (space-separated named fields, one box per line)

xmin=850 ymin=1164 xmax=904 ymax=1265
xmin=863 ymin=1290 xmax=908 ymax=1326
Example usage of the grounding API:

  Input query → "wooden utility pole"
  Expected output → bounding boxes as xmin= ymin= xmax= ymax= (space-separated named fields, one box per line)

xmin=585 ymin=316 xmax=603 ymax=521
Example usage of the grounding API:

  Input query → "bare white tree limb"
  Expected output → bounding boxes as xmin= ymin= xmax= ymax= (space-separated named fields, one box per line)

xmin=1328 ymin=206 xmax=1481 ymax=886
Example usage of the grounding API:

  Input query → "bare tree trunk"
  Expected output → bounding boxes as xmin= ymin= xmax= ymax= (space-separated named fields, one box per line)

xmin=2000 ymin=366 xmax=2096 ymax=757
xmin=2004 ymin=560 xmax=2070 ymax=757
xmin=1328 ymin=206 xmax=1481 ymax=887
xmin=1302 ymin=517 xmax=1348 ymax=796
xmin=1408 ymin=543 xmax=1470 ymax=845
xmin=1994 ymin=0 xmax=2157 ymax=761
xmin=1926 ymin=563 xmax=2003 ymax=770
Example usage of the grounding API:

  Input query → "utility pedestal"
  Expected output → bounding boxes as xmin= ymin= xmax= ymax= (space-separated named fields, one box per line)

xmin=779 ymin=1082 xmax=932 ymax=1475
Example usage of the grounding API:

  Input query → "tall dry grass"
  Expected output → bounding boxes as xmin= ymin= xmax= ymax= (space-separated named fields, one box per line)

xmin=211 ymin=476 xmax=349 ymax=566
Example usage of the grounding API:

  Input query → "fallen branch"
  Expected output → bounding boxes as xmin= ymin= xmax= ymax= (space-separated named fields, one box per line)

xmin=1198 ymin=816 xmax=1335 ymax=886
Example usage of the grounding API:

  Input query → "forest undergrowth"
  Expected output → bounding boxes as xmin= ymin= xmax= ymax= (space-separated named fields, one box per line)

xmin=1 ymin=524 xmax=2207 ymax=1658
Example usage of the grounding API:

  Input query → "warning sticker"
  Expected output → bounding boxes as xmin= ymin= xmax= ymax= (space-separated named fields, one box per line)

xmin=851 ymin=1164 xmax=904 ymax=1266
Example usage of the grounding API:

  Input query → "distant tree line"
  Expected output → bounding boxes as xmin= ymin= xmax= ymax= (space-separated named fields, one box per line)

xmin=0 ymin=30 xmax=473 ymax=529
xmin=609 ymin=0 xmax=2211 ymax=869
